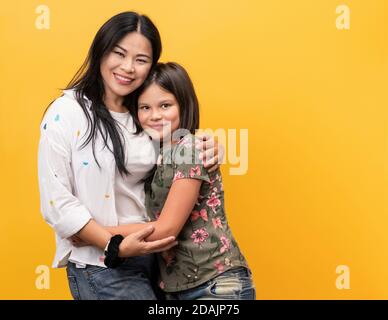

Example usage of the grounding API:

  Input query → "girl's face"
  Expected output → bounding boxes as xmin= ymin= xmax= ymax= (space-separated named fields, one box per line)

xmin=138 ymin=83 xmax=180 ymax=142
xmin=100 ymin=32 xmax=153 ymax=103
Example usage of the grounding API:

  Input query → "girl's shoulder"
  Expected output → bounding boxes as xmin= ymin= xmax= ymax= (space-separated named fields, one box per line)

xmin=172 ymin=133 xmax=200 ymax=158
xmin=170 ymin=134 xmax=208 ymax=178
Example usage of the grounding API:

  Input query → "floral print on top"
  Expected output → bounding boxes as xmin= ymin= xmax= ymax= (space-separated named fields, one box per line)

xmin=145 ymin=134 xmax=250 ymax=292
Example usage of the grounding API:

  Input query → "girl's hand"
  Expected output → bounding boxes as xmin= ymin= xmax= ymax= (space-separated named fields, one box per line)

xmin=118 ymin=226 xmax=178 ymax=257
xmin=195 ymin=133 xmax=225 ymax=172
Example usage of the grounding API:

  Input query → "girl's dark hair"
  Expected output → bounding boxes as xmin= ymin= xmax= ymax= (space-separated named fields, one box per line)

xmin=65 ymin=11 xmax=161 ymax=175
xmin=131 ymin=62 xmax=200 ymax=135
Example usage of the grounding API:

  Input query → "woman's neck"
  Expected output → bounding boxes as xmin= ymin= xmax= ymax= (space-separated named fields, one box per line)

xmin=104 ymin=92 xmax=126 ymax=113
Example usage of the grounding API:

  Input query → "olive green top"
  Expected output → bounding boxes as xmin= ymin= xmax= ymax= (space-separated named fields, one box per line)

xmin=145 ymin=134 xmax=249 ymax=292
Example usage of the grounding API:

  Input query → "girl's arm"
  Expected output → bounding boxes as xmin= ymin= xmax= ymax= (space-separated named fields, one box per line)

xmin=105 ymin=178 xmax=202 ymax=241
xmin=73 ymin=220 xmax=178 ymax=256
xmin=195 ymin=133 xmax=224 ymax=172
xmin=105 ymin=134 xmax=220 ymax=237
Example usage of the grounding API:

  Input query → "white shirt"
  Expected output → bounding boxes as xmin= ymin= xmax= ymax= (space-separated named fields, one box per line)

xmin=38 ymin=89 xmax=156 ymax=268
xmin=109 ymin=110 xmax=151 ymax=225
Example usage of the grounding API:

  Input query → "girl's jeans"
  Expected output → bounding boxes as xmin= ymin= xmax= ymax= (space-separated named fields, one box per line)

xmin=165 ymin=267 xmax=256 ymax=300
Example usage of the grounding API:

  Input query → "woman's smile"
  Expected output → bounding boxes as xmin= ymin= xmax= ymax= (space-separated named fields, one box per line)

xmin=113 ymin=73 xmax=135 ymax=85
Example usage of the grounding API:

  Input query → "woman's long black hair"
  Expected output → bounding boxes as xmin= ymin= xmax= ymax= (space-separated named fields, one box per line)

xmin=65 ymin=11 xmax=161 ymax=175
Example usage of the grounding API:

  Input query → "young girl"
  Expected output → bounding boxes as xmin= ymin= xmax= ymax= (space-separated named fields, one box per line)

xmin=107 ymin=62 xmax=255 ymax=300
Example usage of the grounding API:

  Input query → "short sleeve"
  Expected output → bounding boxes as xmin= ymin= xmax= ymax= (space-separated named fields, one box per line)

xmin=171 ymin=135 xmax=210 ymax=183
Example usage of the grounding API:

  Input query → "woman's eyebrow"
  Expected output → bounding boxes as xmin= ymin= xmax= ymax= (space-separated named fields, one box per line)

xmin=114 ymin=45 xmax=151 ymax=59
xmin=137 ymin=53 xmax=152 ymax=59
xmin=114 ymin=44 xmax=127 ymax=52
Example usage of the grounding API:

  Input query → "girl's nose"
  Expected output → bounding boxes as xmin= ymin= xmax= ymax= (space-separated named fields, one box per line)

xmin=151 ymin=110 xmax=162 ymax=121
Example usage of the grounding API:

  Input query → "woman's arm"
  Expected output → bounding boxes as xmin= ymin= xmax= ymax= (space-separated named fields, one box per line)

xmin=39 ymin=101 xmax=177 ymax=256
xmin=39 ymin=118 xmax=116 ymax=250
xmin=74 ymin=220 xmax=112 ymax=250
xmin=38 ymin=102 xmax=94 ymax=240
xmin=105 ymin=178 xmax=202 ymax=242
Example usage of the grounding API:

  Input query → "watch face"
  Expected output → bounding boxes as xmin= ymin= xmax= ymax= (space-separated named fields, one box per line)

xmin=104 ymin=240 xmax=111 ymax=253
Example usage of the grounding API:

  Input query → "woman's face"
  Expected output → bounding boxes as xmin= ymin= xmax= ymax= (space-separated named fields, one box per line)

xmin=138 ymin=83 xmax=180 ymax=142
xmin=100 ymin=32 xmax=153 ymax=102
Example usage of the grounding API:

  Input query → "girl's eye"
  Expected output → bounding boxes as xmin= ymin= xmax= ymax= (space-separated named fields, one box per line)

xmin=161 ymin=104 xmax=171 ymax=109
xmin=137 ymin=59 xmax=147 ymax=64
xmin=139 ymin=106 xmax=150 ymax=111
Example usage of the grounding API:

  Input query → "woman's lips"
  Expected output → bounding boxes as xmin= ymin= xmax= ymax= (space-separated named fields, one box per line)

xmin=114 ymin=73 xmax=134 ymax=85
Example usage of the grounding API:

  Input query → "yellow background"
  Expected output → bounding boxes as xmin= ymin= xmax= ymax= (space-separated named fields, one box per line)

xmin=1 ymin=0 xmax=388 ymax=299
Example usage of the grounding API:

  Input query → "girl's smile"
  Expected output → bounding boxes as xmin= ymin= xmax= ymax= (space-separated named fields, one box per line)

xmin=138 ymin=83 xmax=180 ymax=142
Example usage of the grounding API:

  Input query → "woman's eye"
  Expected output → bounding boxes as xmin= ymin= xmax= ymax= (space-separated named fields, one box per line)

xmin=137 ymin=59 xmax=147 ymax=64
xmin=161 ymin=104 xmax=171 ymax=109
xmin=114 ymin=51 xmax=125 ymax=57
xmin=139 ymin=106 xmax=149 ymax=111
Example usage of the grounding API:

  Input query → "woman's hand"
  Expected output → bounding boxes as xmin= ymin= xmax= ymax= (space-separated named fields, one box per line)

xmin=118 ymin=226 xmax=178 ymax=257
xmin=195 ymin=133 xmax=225 ymax=172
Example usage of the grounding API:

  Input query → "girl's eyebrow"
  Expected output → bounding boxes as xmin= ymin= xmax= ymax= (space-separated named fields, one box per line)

xmin=114 ymin=45 xmax=151 ymax=60
xmin=138 ymin=99 xmax=173 ymax=107
xmin=159 ymin=100 xmax=174 ymax=104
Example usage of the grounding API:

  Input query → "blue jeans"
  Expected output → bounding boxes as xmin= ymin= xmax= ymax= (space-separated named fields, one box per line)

xmin=165 ymin=267 xmax=256 ymax=300
xmin=66 ymin=255 xmax=163 ymax=300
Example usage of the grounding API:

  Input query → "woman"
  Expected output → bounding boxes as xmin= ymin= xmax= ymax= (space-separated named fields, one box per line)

xmin=38 ymin=11 xmax=222 ymax=300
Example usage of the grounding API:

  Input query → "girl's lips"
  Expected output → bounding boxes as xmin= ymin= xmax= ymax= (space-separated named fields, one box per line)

xmin=114 ymin=73 xmax=134 ymax=85
xmin=148 ymin=124 xmax=165 ymax=130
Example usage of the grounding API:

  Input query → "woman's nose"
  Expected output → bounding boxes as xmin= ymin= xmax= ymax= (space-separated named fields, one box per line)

xmin=121 ymin=58 xmax=135 ymax=73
